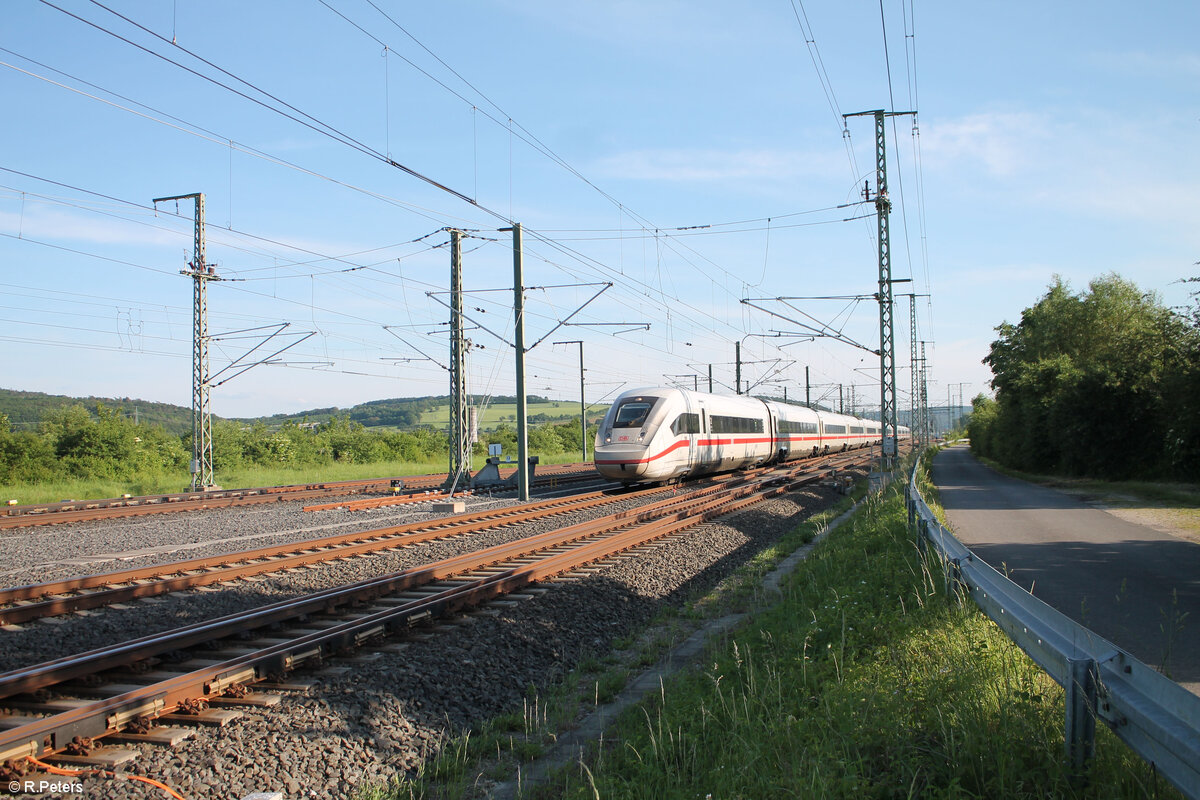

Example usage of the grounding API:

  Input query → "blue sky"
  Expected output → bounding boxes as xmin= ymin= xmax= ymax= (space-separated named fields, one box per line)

xmin=1 ymin=1 xmax=1197 ymax=421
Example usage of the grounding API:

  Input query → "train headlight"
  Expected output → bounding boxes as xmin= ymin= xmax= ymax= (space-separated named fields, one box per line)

xmin=605 ymin=436 xmax=611 ymax=443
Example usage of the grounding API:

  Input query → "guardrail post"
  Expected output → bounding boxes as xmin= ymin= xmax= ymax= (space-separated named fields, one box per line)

xmin=1065 ymin=656 xmax=1098 ymax=779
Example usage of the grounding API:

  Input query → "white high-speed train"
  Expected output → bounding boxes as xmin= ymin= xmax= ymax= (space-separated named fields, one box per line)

xmin=593 ymin=387 xmax=907 ymax=484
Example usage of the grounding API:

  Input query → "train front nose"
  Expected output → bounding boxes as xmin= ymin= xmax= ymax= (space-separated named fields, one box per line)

xmin=594 ymin=441 xmax=653 ymax=480
xmin=593 ymin=393 xmax=665 ymax=481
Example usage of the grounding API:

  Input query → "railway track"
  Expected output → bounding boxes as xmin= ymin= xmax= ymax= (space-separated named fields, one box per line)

xmin=0 ymin=483 xmax=669 ymax=625
xmin=0 ymin=463 xmax=593 ymax=529
xmin=300 ymin=466 xmax=605 ymax=512
xmin=0 ymin=452 xmax=868 ymax=775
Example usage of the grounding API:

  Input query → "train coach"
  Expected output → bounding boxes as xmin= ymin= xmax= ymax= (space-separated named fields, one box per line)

xmin=593 ymin=386 xmax=903 ymax=484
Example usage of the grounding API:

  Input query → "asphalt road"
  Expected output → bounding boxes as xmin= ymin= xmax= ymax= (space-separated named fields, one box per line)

xmin=932 ymin=443 xmax=1200 ymax=694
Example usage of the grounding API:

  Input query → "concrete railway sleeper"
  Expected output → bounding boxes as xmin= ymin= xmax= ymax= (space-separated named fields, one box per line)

xmin=0 ymin=452 xmax=868 ymax=776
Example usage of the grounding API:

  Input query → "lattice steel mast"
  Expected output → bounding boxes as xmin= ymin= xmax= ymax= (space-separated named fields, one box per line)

xmin=844 ymin=109 xmax=914 ymax=469
xmin=155 ymin=192 xmax=219 ymax=491
xmin=446 ymin=229 xmax=471 ymax=490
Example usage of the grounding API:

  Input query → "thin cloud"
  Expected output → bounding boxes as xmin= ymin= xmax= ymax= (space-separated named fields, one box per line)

xmin=0 ymin=206 xmax=178 ymax=247
xmin=921 ymin=112 xmax=1051 ymax=177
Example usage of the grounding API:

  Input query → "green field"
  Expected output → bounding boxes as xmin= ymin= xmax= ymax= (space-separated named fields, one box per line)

xmin=416 ymin=400 xmax=605 ymax=430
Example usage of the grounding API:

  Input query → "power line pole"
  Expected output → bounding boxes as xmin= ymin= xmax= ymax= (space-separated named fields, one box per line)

xmin=155 ymin=192 xmax=218 ymax=491
xmin=899 ymin=293 xmax=930 ymax=445
xmin=735 ymin=341 xmax=742 ymax=395
xmin=708 ymin=364 xmax=713 ymax=393
xmin=949 ymin=382 xmax=970 ymax=431
xmin=845 ymin=109 xmax=915 ymax=470
xmin=446 ymin=229 xmax=470 ymax=490
xmin=508 ymin=223 xmax=530 ymax=502
xmin=919 ymin=341 xmax=929 ymax=445
xmin=805 ymin=366 xmax=810 ymax=408
xmin=910 ymin=294 xmax=919 ymax=445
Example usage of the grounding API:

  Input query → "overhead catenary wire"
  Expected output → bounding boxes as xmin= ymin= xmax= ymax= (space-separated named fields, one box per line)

xmin=0 ymin=54 xmax=484 ymax=230
xmin=4 ymin=41 xmax=761 ymax=348
xmin=60 ymin=0 xmax=500 ymax=216
xmin=313 ymin=0 xmax=779 ymax=313
xmin=24 ymin=2 xmax=770 ymax=352
xmin=4 ymin=4 xmax=924 ymax=408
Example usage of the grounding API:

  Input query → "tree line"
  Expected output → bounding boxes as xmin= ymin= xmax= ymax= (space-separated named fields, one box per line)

xmin=968 ymin=274 xmax=1200 ymax=480
xmin=0 ymin=405 xmax=599 ymax=487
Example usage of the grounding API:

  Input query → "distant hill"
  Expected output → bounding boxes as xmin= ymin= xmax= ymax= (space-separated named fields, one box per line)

xmin=0 ymin=388 xmax=604 ymax=435
xmin=255 ymin=394 xmax=599 ymax=431
xmin=0 ymin=388 xmax=196 ymax=436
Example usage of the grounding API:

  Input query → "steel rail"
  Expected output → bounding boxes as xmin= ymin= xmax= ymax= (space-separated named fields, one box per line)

xmin=0 ymin=480 xmax=753 ymax=699
xmin=0 ymin=485 xmax=672 ymax=624
xmin=0 ymin=464 xmax=593 ymax=529
xmin=0 ymin=455 xmax=861 ymax=765
xmin=300 ymin=467 xmax=602 ymax=512
xmin=0 ymin=458 xmax=850 ymax=699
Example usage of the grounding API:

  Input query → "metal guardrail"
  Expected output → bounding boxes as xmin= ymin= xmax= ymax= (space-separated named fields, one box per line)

xmin=905 ymin=459 xmax=1200 ymax=799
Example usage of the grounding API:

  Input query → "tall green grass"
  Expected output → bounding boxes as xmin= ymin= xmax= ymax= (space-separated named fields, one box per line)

xmin=0 ymin=459 xmax=443 ymax=505
xmin=531 ymin=478 xmax=1174 ymax=799
xmin=0 ymin=474 xmax=190 ymax=505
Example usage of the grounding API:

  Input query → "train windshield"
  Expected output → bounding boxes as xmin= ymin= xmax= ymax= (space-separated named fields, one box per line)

xmin=612 ymin=399 xmax=655 ymax=428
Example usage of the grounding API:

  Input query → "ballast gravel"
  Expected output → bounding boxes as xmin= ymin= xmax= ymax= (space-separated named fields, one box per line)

xmin=0 ymin=468 xmax=866 ymax=799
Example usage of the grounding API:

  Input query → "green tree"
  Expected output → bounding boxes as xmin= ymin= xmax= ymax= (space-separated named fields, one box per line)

xmin=981 ymin=274 xmax=1198 ymax=479
xmin=527 ymin=423 xmax=565 ymax=457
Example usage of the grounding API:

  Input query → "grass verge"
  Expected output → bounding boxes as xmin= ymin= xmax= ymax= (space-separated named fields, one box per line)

xmin=0 ymin=460 xmax=439 ymax=506
xmin=965 ymin=450 xmax=1200 ymax=543
xmin=968 ymin=452 xmax=1200 ymax=509
xmin=0 ymin=454 xmax=595 ymax=506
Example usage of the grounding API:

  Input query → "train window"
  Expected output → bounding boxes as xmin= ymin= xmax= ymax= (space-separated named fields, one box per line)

xmin=824 ymin=424 xmax=847 ymax=434
xmin=613 ymin=400 xmax=654 ymax=428
xmin=779 ymin=420 xmax=817 ymax=434
xmin=671 ymin=413 xmax=700 ymax=435
xmin=710 ymin=415 xmax=763 ymax=434
xmin=850 ymin=426 xmax=864 ymax=434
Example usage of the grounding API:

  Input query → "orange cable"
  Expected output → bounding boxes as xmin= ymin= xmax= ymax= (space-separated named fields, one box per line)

xmin=26 ymin=756 xmax=188 ymax=800
xmin=24 ymin=757 xmax=81 ymax=777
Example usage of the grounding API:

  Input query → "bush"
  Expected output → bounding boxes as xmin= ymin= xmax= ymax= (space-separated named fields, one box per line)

xmin=980 ymin=275 xmax=1200 ymax=479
